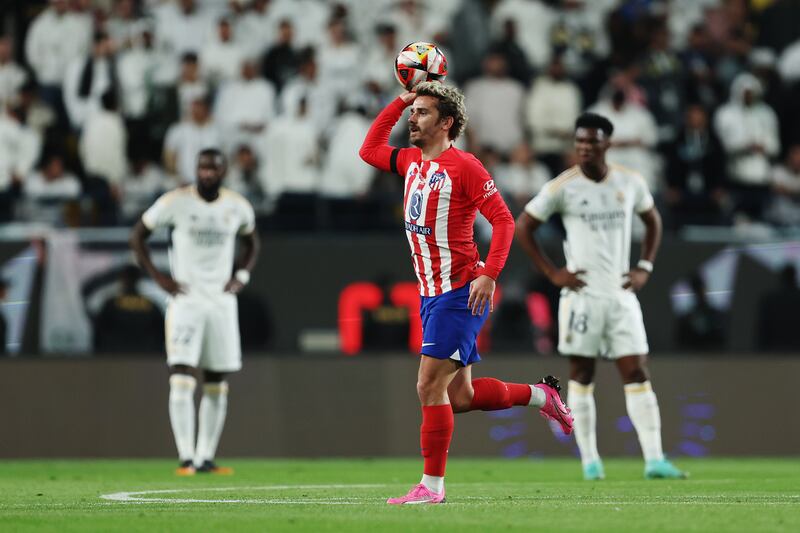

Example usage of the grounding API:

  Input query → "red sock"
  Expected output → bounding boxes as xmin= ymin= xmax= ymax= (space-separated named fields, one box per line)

xmin=420 ymin=405 xmax=454 ymax=477
xmin=469 ymin=377 xmax=532 ymax=411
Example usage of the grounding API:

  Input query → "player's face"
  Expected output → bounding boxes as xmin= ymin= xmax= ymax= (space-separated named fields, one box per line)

xmin=574 ymin=127 xmax=609 ymax=165
xmin=408 ymin=96 xmax=446 ymax=148
xmin=196 ymin=154 xmax=226 ymax=192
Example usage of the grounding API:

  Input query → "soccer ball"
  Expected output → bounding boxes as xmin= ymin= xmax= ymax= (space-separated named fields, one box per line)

xmin=394 ymin=42 xmax=448 ymax=91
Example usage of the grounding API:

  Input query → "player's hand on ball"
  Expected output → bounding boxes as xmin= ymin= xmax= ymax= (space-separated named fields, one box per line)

xmin=549 ymin=268 xmax=587 ymax=291
xmin=224 ymin=278 xmax=245 ymax=294
xmin=399 ymin=91 xmax=417 ymax=104
xmin=155 ymin=272 xmax=186 ymax=296
xmin=468 ymin=275 xmax=495 ymax=316
xmin=622 ymin=268 xmax=650 ymax=291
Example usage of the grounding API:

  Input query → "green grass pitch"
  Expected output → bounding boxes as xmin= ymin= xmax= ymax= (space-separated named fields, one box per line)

xmin=0 ymin=458 xmax=798 ymax=532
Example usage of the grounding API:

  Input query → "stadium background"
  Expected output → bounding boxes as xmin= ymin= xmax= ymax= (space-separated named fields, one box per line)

xmin=1 ymin=0 xmax=800 ymax=461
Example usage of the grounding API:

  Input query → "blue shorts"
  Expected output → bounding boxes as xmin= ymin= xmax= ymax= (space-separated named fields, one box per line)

xmin=419 ymin=282 xmax=489 ymax=366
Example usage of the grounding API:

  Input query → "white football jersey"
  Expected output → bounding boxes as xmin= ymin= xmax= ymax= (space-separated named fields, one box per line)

xmin=525 ymin=164 xmax=654 ymax=296
xmin=142 ymin=186 xmax=256 ymax=296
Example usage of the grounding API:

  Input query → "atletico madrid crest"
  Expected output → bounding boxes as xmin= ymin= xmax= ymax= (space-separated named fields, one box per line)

xmin=429 ymin=171 xmax=447 ymax=191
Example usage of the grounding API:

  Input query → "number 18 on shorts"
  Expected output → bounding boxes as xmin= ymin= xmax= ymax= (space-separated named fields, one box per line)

xmin=557 ymin=290 xmax=649 ymax=359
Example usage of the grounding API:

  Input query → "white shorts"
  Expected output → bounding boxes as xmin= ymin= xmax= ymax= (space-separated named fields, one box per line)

xmin=164 ymin=293 xmax=242 ymax=372
xmin=557 ymin=290 xmax=649 ymax=359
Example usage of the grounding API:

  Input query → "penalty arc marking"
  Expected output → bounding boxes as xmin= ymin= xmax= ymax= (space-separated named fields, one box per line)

xmin=100 ymin=484 xmax=388 ymax=505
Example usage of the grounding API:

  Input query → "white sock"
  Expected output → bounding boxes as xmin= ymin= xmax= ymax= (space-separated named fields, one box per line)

xmin=624 ymin=381 xmax=665 ymax=463
xmin=528 ymin=385 xmax=546 ymax=407
xmin=195 ymin=381 xmax=229 ymax=465
xmin=567 ymin=380 xmax=600 ymax=467
xmin=168 ymin=374 xmax=197 ymax=462
xmin=420 ymin=474 xmax=444 ymax=494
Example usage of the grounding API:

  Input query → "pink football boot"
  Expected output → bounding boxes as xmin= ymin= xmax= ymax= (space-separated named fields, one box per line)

xmin=534 ymin=375 xmax=574 ymax=435
xmin=387 ymin=483 xmax=446 ymax=505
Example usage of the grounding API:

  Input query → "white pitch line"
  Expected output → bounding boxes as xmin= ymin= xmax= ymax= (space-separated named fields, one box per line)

xmin=98 ymin=484 xmax=800 ymax=507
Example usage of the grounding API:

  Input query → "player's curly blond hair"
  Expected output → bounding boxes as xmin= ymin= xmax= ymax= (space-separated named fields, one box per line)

xmin=415 ymin=81 xmax=468 ymax=140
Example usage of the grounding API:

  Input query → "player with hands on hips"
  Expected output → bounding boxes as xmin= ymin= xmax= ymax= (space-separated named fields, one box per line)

xmin=515 ymin=112 xmax=686 ymax=481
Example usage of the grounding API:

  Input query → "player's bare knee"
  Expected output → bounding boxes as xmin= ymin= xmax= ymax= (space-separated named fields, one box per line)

xmin=622 ymin=366 xmax=649 ymax=384
xmin=203 ymin=370 xmax=227 ymax=383
xmin=569 ymin=365 xmax=595 ymax=385
xmin=169 ymin=364 xmax=196 ymax=377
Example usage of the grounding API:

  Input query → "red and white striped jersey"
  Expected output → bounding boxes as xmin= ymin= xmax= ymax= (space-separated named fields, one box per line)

xmin=360 ymin=97 xmax=515 ymax=297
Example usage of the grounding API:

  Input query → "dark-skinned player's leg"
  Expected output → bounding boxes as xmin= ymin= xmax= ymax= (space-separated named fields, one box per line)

xmin=194 ymin=370 xmax=233 ymax=475
xmin=168 ymin=364 xmax=197 ymax=475
xmin=615 ymin=355 xmax=687 ymax=479
xmin=567 ymin=355 xmax=604 ymax=479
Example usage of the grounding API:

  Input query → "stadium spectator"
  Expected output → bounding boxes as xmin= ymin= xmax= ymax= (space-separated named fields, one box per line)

xmin=663 ymin=104 xmax=728 ymax=228
xmin=491 ymin=0 xmax=555 ymax=71
xmin=118 ymin=27 xmax=158 ymax=122
xmin=489 ymin=18 xmax=531 ymax=86
xmin=236 ymin=0 xmax=278 ymax=58
xmin=749 ymin=48 xmax=793 ymax=148
xmin=757 ymin=264 xmax=800 ymax=352
xmin=164 ymin=96 xmax=222 ymax=185
xmin=386 ymin=0 xmax=448 ymax=52
xmin=0 ymin=105 xmax=43 ymax=222
xmin=317 ymin=16 xmax=361 ymax=106
xmin=261 ymin=97 xmax=319 ymax=228
xmin=665 ymin=0 xmax=716 ymax=51
xmin=680 ymin=23 xmax=723 ymax=112
xmin=448 ymin=0 xmax=493 ymax=81
xmin=363 ymin=23 xmax=399 ymax=100
xmin=153 ymin=0 xmax=212 ymax=61
xmin=119 ymin=154 xmax=168 ymax=224
xmin=319 ymin=102 xmax=373 ymax=202
xmin=106 ymin=0 xmax=145 ymax=51
xmin=226 ymin=144 xmax=264 ymax=205
xmin=269 ymin=0 xmax=330 ymax=50
xmin=80 ymin=91 xmax=128 ymax=224
xmin=15 ymin=81 xmax=56 ymax=137
xmin=713 ymin=72 xmax=780 ymax=221
xmin=493 ymin=143 xmax=551 ymax=214
xmin=261 ymin=19 xmax=300 ymax=94
xmin=93 ymin=265 xmax=164 ymax=354
xmin=214 ymin=58 xmax=276 ymax=152
xmin=0 ymin=36 xmax=27 ymax=111
xmin=638 ymin=21 xmax=685 ymax=146
xmin=777 ymin=37 xmax=800 ymax=84
xmin=280 ymin=49 xmax=336 ymax=136
xmin=548 ymin=0 xmax=613 ymax=79
xmin=524 ymin=52 xmax=582 ymax=175
xmin=62 ymin=31 xmax=119 ymax=130
xmin=675 ymin=273 xmax=728 ymax=351
xmin=174 ymin=52 xmax=208 ymax=121
xmin=24 ymin=0 xmax=92 ymax=121
xmin=590 ymin=77 xmax=660 ymax=192
xmin=766 ymin=144 xmax=800 ymax=227
xmin=22 ymin=153 xmax=81 ymax=226
xmin=201 ymin=18 xmax=247 ymax=86
xmin=464 ymin=50 xmax=525 ymax=157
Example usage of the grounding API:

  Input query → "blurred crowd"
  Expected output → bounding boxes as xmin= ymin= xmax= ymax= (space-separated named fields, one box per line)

xmin=1 ymin=0 xmax=800 ymax=233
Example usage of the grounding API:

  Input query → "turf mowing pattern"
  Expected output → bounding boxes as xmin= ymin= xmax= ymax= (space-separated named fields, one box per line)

xmin=0 ymin=458 xmax=797 ymax=532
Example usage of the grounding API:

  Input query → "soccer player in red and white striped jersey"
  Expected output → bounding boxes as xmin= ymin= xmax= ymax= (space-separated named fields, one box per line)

xmin=360 ymin=82 xmax=573 ymax=505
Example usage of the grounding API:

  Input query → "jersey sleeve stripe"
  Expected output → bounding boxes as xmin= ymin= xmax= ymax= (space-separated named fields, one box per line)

xmin=390 ymin=148 xmax=400 ymax=176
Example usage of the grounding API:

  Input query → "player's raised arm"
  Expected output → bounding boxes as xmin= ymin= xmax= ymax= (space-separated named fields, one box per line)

xmin=358 ymin=92 xmax=416 ymax=172
xmin=129 ymin=219 xmax=185 ymax=296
